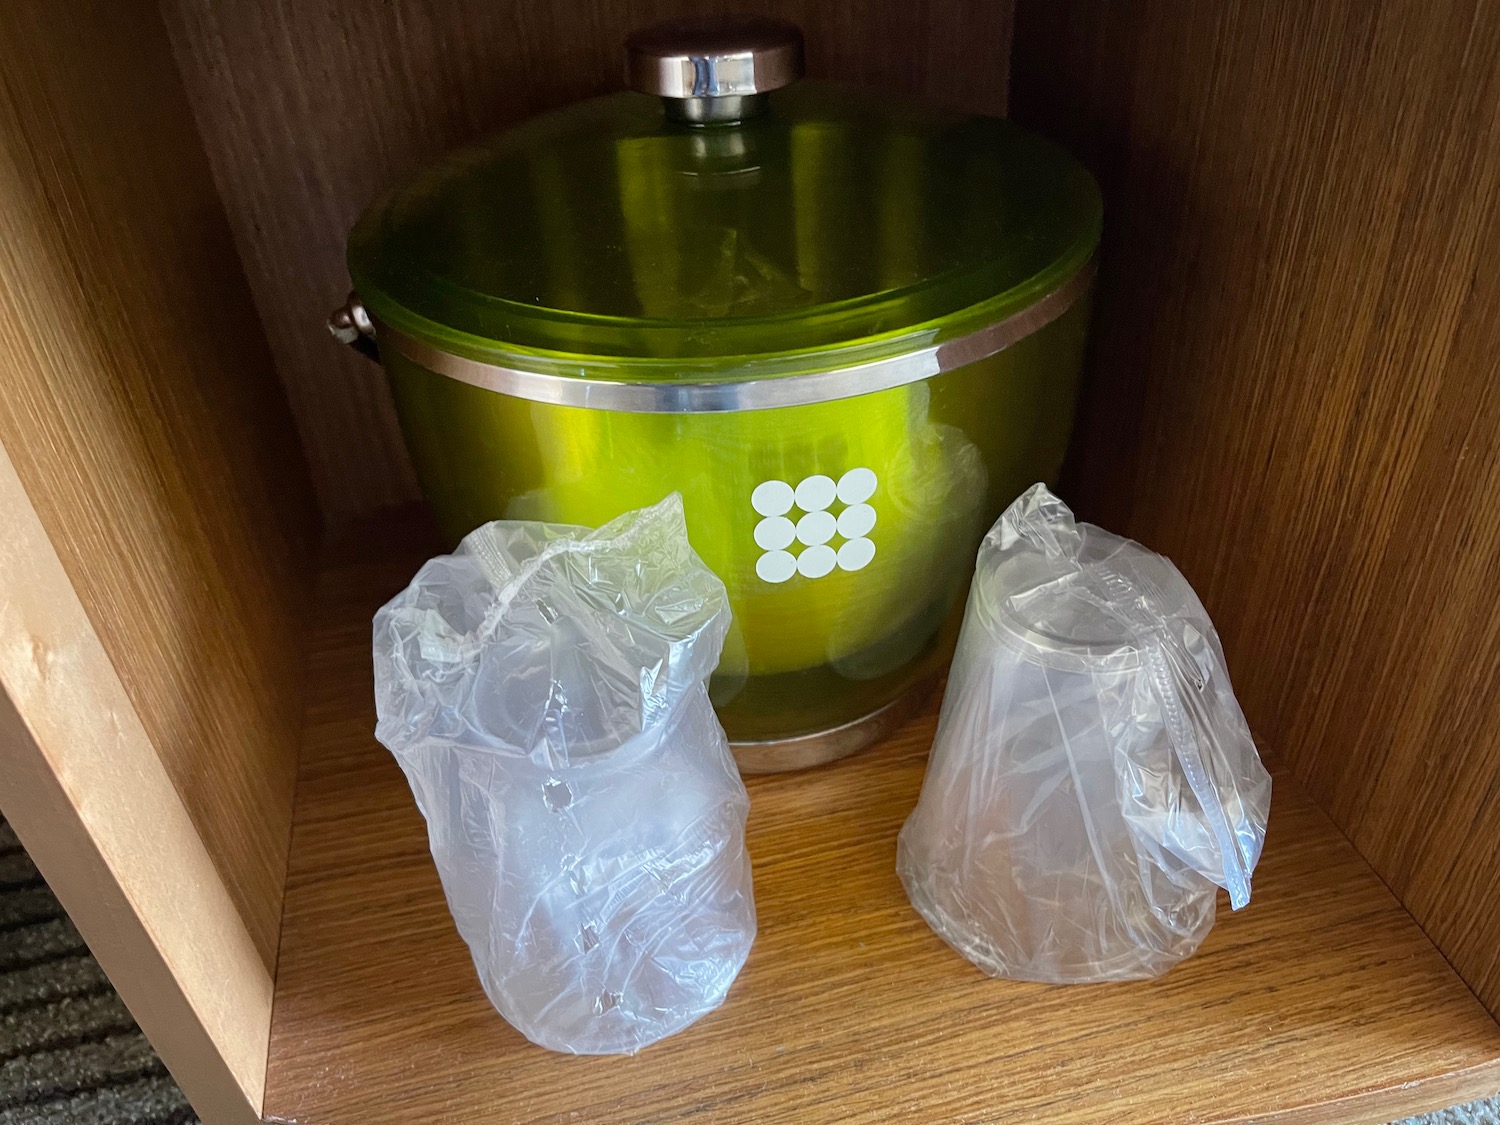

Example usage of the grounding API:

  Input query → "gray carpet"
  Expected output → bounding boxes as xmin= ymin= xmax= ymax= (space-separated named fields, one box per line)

xmin=0 ymin=820 xmax=196 ymax=1125
xmin=1404 ymin=1102 xmax=1500 ymax=1125
xmin=0 ymin=815 xmax=1493 ymax=1124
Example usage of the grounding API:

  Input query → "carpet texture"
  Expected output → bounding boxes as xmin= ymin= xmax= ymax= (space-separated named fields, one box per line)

xmin=0 ymin=815 xmax=1494 ymax=1124
xmin=0 ymin=820 xmax=197 ymax=1125
xmin=1402 ymin=1100 xmax=1500 ymax=1125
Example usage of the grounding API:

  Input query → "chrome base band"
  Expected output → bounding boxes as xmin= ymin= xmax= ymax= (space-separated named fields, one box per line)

xmin=729 ymin=681 xmax=934 ymax=774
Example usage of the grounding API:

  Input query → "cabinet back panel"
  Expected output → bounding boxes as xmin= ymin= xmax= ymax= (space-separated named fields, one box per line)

xmin=1013 ymin=0 xmax=1500 ymax=1014
xmin=161 ymin=0 xmax=1013 ymax=522
xmin=0 ymin=0 xmax=316 ymax=974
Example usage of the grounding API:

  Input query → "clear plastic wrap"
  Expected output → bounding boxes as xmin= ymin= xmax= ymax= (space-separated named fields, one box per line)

xmin=897 ymin=484 xmax=1272 ymax=983
xmin=372 ymin=494 xmax=756 ymax=1054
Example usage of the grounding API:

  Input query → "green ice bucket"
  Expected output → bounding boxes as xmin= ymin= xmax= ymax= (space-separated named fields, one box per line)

xmin=332 ymin=18 xmax=1101 ymax=770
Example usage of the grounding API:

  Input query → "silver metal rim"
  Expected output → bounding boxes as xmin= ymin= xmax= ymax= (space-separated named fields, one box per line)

xmin=371 ymin=257 xmax=1095 ymax=415
xmin=728 ymin=679 xmax=935 ymax=774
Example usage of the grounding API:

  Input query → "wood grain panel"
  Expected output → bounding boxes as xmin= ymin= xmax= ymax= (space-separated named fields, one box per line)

xmin=0 ymin=0 xmax=316 ymax=971
xmin=263 ymin=515 xmax=1500 ymax=1125
xmin=0 ymin=446 xmax=265 ymax=1125
xmin=160 ymin=0 xmax=1013 ymax=522
xmin=1011 ymin=0 xmax=1500 ymax=1014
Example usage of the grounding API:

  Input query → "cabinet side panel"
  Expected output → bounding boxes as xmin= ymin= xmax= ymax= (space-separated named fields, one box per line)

xmin=0 ymin=445 xmax=267 ymax=1123
xmin=0 ymin=0 xmax=317 ymax=976
xmin=1012 ymin=0 xmax=1500 ymax=1013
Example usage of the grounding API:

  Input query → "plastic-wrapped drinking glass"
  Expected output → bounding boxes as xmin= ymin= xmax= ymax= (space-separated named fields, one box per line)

xmin=898 ymin=484 xmax=1271 ymax=983
xmin=372 ymin=494 xmax=756 ymax=1053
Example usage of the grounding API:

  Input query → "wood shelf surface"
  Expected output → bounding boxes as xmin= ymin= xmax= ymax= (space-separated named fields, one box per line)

xmin=264 ymin=520 xmax=1500 ymax=1125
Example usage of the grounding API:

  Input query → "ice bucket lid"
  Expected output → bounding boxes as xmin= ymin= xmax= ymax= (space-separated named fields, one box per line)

xmin=345 ymin=18 xmax=1101 ymax=393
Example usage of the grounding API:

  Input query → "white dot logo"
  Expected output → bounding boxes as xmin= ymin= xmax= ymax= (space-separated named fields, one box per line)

xmin=751 ymin=479 xmax=795 ymax=517
xmin=794 ymin=474 xmax=837 ymax=512
xmin=837 ymin=503 xmax=876 ymax=539
xmin=836 ymin=467 xmax=877 ymax=504
xmin=796 ymin=510 xmax=837 ymax=546
xmin=755 ymin=550 xmax=798 ymax=584
xmin=752 ymin=468 xmax=877 ymax=584
xmin=753 ymin=515 xmax=796 ymax=551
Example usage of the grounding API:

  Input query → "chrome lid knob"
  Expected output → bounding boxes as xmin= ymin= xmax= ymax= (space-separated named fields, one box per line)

xmin=625 ymin=16 xmax=804 ymax=124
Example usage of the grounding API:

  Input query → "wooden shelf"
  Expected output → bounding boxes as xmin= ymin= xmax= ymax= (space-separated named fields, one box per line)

xmin=264 ymin=518 xmax=1500 ymax=1125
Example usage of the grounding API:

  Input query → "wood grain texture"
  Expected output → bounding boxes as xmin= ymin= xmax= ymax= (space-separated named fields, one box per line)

xmin=160 ymin=0 xmax=1013 ymax=522
xmin=263 ymin=515 xmax=1500 ymax=1125
xmin=0 ymin=0 xmax=316 ymax=970
xmin=0 ymin=446 xmax=266 ymax=1125
xmin=1010 ymin=0 xmax=1500 ymax=1017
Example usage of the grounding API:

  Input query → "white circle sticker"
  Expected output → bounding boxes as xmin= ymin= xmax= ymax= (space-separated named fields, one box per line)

xmin=794 ymin=474 xmax=837 ymax=513
xmin=837 ymin=467 xmax=877 ymax=505
xmin=755 ymin=550 xmax=798 ymax=584
xmin=837 ymin=537 xmax=876 ymax=572
xmin=796 ymin=543 xmax=837 ymax=578
xmin=751 ymin=479 xmax=795 ymax=517
xmin=837 ymin=502 xmax=877 ymax=539
xmin=795 ymin=509 xmax=837 ymax=546
xmin=754 ymin=515 xmax=796 ymax=551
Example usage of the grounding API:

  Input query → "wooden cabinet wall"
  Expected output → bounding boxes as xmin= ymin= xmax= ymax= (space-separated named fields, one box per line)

xmin=0 ymin=0 xmax=318 ymax=1120
xmin=1012 ymin=0 xmax=1500 ymax=1016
